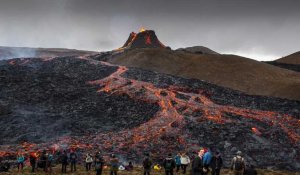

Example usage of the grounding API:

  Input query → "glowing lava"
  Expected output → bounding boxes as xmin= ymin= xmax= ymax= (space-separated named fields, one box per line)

xmin=140 ymin=27 xmax=146 ymax=32
xmin=0 ymin=57 xmax=299 ymax=162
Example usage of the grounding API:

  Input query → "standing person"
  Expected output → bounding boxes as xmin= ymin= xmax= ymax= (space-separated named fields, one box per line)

xmin=40 ymin=150 xmax=48 ymax=172
xmin=163 ymin=153 xmax=176 ymax=175
xmin=47 ymin=151 xmax=54 ymax=173
xmin=95 ymin=152 xmax=104 ymax=175
xmin=211 ymin=151 xmax=223 ymax=175
xmin=110 ymin=154 xmax=119 ymax=175
xmin=191 ymin=148 xmax=204 ymax=175
xmin=143 ymin=153 xmax=152 ymax=175
xmin=61 ymin=150 xmax=68 ymax=174
xmin=85 ymin=153 xmax=93 ymax=171
xmin=180 ymin=152 xmax=190 ymax=174
xmin=70 ymin=150 xmax=78 ymax=172
xmin=174 ymin=153 xmax=181 ymax=174
xmin=231 ymin=151 xmax=245 ymax=175
xmin=16 ymin=152 xmax=25 ymax=172
xmin=29 ymin=152 xmax=37 ymax=173
xmin=203 ymin=148 xmax=212 ymax=175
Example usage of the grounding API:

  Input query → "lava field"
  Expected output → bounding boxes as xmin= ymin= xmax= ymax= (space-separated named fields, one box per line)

xmin=0 ymin=56 xmax=299 ymax=171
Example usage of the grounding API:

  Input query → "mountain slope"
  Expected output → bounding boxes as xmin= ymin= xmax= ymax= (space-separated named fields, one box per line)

xmin=276 ymin=51 xmax=300 ymax=65
xmin=176 ymin=46 xmax=219 ymax=54
xmin=103 ymin=48 xmax=300 ymax=101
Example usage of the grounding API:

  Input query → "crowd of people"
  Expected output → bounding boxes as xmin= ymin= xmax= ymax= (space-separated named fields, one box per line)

xmin=0 ymin=147 xmax=258 ymax=175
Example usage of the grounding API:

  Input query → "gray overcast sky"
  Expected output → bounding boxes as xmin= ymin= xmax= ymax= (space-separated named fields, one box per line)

xmin=0 ymin=0 xmax=299 ymax=61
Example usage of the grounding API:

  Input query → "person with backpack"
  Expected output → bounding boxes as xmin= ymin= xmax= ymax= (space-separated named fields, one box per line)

xmin=191 ymin=148 xmax=205 ymax=175
xmin=95 ymin=152 xmax=104 ymax=175
xmin=163 ymin=153 xmax=176 ymax=175
xmin=203 ymin=148 xmax=212 ymax=174
xmin=29 ymin=152 xmax=38 ymax=173
xmin=61 ymin=150 xmax=68 ymax=174
xmin=110 ymin=154 xmax=119 ymax=175
xmin=143 ymin=153 xmax=153 ymax=175
xmin=70 ymin=150 xmax=78 ymax=172
xmin=174 ymin=153 xmax=181 ymax=173
xmin=210 ymin=151 xmax=223 ymax=175
xmin=85 ymin=153 xmax=93 ymax=171
xmin=16 ymin=152 xmax=25 ymax=172
xmin=231 ymin=151 xmax=245 ymax=175
xmin=180 ymin=152 xmax=190 ymax=174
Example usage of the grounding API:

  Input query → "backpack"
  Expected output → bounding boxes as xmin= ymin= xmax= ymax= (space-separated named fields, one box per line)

xmin=165 ymin=159 xmax=173 ymax=170
xmin=234 ymin=157 xmax=244 ymax=171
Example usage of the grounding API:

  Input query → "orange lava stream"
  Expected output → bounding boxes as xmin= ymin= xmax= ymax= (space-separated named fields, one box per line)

xmin=88 ymin=65 xmax=300 ymax=147
xmin=1 ymin=59 xmax=299 ymax=156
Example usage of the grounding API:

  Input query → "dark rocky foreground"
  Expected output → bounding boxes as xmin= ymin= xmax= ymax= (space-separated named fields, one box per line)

xmin=0 ymin=56 xmax=299 ymax=171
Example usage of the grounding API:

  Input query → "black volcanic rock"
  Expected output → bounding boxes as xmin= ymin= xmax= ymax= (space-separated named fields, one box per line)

xmin=0 ymin=57 xmax=159 ymax=143
xmin=121 ymin=30 xmax=167 ymax=49
xmin=0 ymin=56 xmax=299 ymax=171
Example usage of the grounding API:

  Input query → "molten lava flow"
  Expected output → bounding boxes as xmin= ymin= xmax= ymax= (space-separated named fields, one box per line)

xmin=145 ymin=35 xmax=152 ymax=45
xmin=0 ymin=57 xmax=299 ymax=161
xmin=87 ymin=63 xmax=300 ymax=149
xmin=252 ymin=127 xmax=262 ymax=136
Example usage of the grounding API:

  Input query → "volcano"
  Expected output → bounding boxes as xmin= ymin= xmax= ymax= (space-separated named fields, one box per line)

xmin=119 ymin=28 xmax=167 ymax=50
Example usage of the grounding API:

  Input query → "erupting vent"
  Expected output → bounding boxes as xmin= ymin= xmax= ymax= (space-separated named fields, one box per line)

xmin=119 ymin=28 xmax=167 ymax=50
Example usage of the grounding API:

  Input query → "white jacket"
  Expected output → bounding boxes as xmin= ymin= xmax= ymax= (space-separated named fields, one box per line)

xmin=86 ymin=155 xmax=93 ymax=163
xmin=180 ymin=155 xmax=190 ymax=165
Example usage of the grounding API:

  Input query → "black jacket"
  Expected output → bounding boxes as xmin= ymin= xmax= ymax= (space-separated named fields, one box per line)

xmin=163 ymin=157 xmax=176 ymax=170
xmin=191 ymin=156 xmax=203 ymax=175
xmin=210 ymin=155 xmax=223 ymax=169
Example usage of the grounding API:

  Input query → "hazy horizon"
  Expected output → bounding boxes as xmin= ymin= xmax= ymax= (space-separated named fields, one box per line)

xmin=1 ymin=0 xmax=300 ymax=61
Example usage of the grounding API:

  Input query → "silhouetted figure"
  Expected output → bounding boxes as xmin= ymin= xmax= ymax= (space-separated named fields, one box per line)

xmin=85 ymin=153 xmax=93 ymax=171
xmin=16 ymin=153 xmax=25 ymax=172
xmin=70 ymin=150 xmax=78 ymax=172
xmin=47 ymin=151 xmax=54 ymax=173
xmin=180 ymin=152 xmax=190 ymax=174
xmin=211 ymin=151 xmax=223 ymax=175
xmin=143 ymin=153 xmax=153 ymax=175
xmin=163 ymin=153 xmax=176 ymax=175
xmin=174 ymin=153 xmax=181 ymax=173
xmin=95 ymin=151 xmax=104 ymax=175
xmin=231 ymin=151 xmax=245 ymax=175
xmin=110 ymin=154 xmax=119 ymax=175
xmin=29 ymin=152 xmax=37 ymax=173
xmin=40 ymin=150 xmax=48 ymax=172
xmin=203 ymin=148 xmax=212 ymax=175
xmin=61 ymin=151 xmax=68 ymax=173
xmin=191 ymin=148 xmax=204 ymax=175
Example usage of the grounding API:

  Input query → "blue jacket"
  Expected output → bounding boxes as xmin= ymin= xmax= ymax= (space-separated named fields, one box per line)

xmin=174 ymin=155 xmax=181 ymax=165
xmin=17 ymin=156 xmax=25 ymax=163
xmin=203 ymin=151 xmax=212 ymax=166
